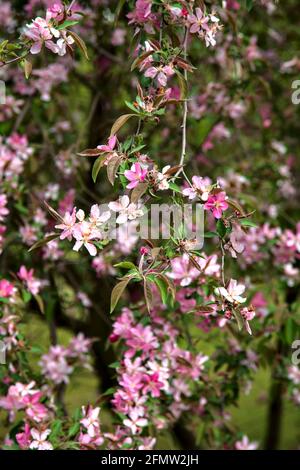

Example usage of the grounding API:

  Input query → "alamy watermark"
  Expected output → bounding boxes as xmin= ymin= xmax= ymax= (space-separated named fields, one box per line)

xmin=291 ymin=339 xmax=300 ymax=366
xmin=101 ymin=202 xmax=205 ymax=248
xmin=0 ymin=80 xmax=6 ymax=105
xmin=291 ymin=80 xmax=300 ymax=105
xmin=0 ymin=340 xmax=6 ymax=365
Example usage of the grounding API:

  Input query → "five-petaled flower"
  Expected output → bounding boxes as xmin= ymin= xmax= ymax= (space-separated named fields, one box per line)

xmin=124 ymin=163 xmax=148 ymax=189
xmin=215 ymin=279 xmax=247 ymax=304
xmin=204 ymin=191 xmax=228 ymax=219
xmin=29 ymin=429 xmax=53 ymax=450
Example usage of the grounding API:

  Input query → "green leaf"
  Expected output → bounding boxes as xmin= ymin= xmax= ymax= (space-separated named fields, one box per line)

xmin=114 ymin=261 xmax=137 ymax=271
xmin=197 ymin=116 xmax=217 ymax=146
xmin=102 ymin=387 xmax=117 ymax=397
xmin=216 ymin=219 xmax=227 ymax=239
xmin=284 ymin=318 xmax=298 ymax=344
xmin=23 ymin=58 xmax=32 ymax=79
xmin=128 ymin=144 xmax=146 ymax=156
xmin=144 ymin=279 xmax=153 ymax=313
xmin=169 ymin=182 xmax=182 ymax=194
xmin=78 ymin=148 xmax=102 ymax=157
xmin=92 ymin=156 xmax=105 ymax=183
xmin=131 ymin=181 xmax=148 ymax=203
xmin=34 ymin=293 xmax=45 ymax=314
xmin=204 ymin=231 xmax=218 ymax=238
xmin=153 ymin=277 xmax=168 ymax=305
xmin=107 ymin=154 xmax=122 ymax=185
xmin=114 ymin=0 xmax=126 ymax=26
xmin=175 ymin=70 xmax=188 ymax=99
xmin=110 ymin=114 xmax=138 ymax=136
xmin=51 ymin=420 xmax=62 ymax=438
xmin=22 ymin=290 xmax=32 ymax=303
xmin=239 ymin=219 xmax=258 ymax=228
xmin=67 ymin=423 xmax=80 ymax=439
xmin=125 ymin=100 xmax=139 ymax=113
xmin=67 ymin=31 xmax=89 ymax=60
xmin=110 ymin=277 xmax=131 ymax=313
xmin=30 ymin=346 xmax=43 ymax=354
xmin=130 ymin=50 xmax=153 ymax=71
xmin=14 ymin=202 xmax=29 ymax=215
xmin=57 ymin=20 xmax=79 ymax=30
xmin=232 ymin=309 xmax=244 ymax=331
xmin=28 ymin=234 xmax=60 ymax=252
xmin=245 ymin=0 xmax=254 ymax=12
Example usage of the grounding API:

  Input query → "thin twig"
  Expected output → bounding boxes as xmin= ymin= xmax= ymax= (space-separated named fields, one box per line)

xmin=67 ymin=0 xmax=76 ymax=13
xmin=13 ymin=98 xmax=30 ymax=133
xmin=220 ymin=241 xmax=226 ymax=287
xmin=175 ymin=28 xmax=188 ymax=179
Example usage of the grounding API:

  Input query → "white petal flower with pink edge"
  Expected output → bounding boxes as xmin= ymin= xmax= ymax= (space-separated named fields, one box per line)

xmin=29 ymin=429 xmax=53 ymax=450
xmin=215 ymin=279 xmax=247 ymax=304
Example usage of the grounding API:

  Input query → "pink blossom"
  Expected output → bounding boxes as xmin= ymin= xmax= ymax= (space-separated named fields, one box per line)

xmin=46 ymin=4 xmax=65 ymax=22
xmin=204 ymin=191 xmax=228 ymax=219
xmin=123 ymin=410 xmax=148 ymax=435
xmin=287 ymin=365 xmax=300 ymax=385
xmin=215 ymin=279 xmax=247 ymax=304
xmin=108 ymin=195 xmax=144 ymax=224
xmin=111 ymin=28 xmax=126 ymax=46
xmin=187 ymin=8 xmax=209 ymax=34
xmin=142 ymin=372 xmax=164 ymax=398
xmin=23 ymin=17 xmax=59 ymax=55
xmin=182 ymin=176 xmax=211 ymax=201
xmin=144 ymin=65 xmax=174 ymax=87
xmin=0 ymin=279 xmax=15 ymax=298
xmin=89 ymin=204 xmax=111 ymax=226
xmin=176 ymin=288 xmax=197 ymax=313
xmin=240 ymin=307 xmax=256 ymax=335
xmin=168 ymin=254 xmax=199 ymax=286
xmin=68 ymin=333 xmax=92 ymax=357
xmin=20 ymin=224 xmax=38 ymax=245
xmin=0 ymin=194 xmax=9 ymax=221
xmin=55 ymin=207 xmax=77 ymax=240
xmin=39 ymin=346 xmax=74 ymax=384
xmin=17 ymin=266 xmax=42 ymax=295
xmin=29 ymin=429 xmax=53 ymax=450
xmin=127 ymin=0 xmax=152 ymax=26
xmin=235 ymin=435 xmax=258 ymax=450
xmin=124 ymin=162 xmax=148 ymax=189
xmin=97 ymin=135 xmax=117 ymax=152
xmin=16 ymin=423 xmax=31 ymax=449
xmin=23 ymin=392 xmax=49 ymax=422
xmin=72 ymin=221 xmax=102 ymax=256
xmin=80 ymin=406 xmax=101 ymax=438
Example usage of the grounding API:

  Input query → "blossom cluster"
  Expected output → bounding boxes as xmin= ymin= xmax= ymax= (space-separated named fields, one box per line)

xmin=23 ymin=4 xmax=75 ymax=56
xmin=182 ymin=176 xmax=229 ymax=219
xmin=0 ymin=133 xmax=33 ymax=187
xmin=128 ymin=1 xmax=221 ymax=48
xmin=110 ymin=307 xmax=209 ymax=443
xmin=55 ymin=195 xmax=144 ymax=256
xmin=39 ymin=333 xmax=92 ymax=385
xmin=227 ymin=222 xmax=300 ymax=286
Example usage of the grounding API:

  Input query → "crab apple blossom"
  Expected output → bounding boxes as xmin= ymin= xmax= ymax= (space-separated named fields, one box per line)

xmin=215 ymin=279 xmax=247 ymax=304
xmin=108 ymin=195 xmax=144 ymax=224
xmin=182 ymin=176 xmax=212 ymax=201
xmin=29 ymin=429 xmax=53 ymax=450
xmin=144 ymin=65 xmax=174 ymax=87
xmin=17 ymin=265 xmax=43 ymax=295
xmin=124 ymin=162 xmax=148 ymax=189
xmin=204 ymin=191 xmax=229 ymax=219
xmin=235 ymin=435 xmax=258 ymax=450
